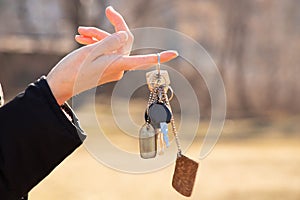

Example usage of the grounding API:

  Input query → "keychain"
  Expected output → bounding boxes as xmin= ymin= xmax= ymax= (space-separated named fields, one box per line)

xmin=139 ymin=53 xmax=199 ymax=197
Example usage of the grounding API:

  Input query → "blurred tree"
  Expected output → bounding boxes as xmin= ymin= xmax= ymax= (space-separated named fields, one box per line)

xmin=218 ymin=0 xmax=253 ymax=116
xmin=17 ymin=0 xmax=36 ymax=35
xmin=60 ymin=1 xmax=110 ymax=47
xmin=60 ymin=0 xmax=81 ymax=35
xmin=1 ymin=0 xmax=300 ymax=116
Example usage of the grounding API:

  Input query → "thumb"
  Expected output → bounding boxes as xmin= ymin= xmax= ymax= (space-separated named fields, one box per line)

xmin=88 ymin=31 xmax=128 ymax=60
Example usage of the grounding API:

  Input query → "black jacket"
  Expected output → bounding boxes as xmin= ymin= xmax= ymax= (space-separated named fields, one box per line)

xmin=0 ymin=77 xmax=86 ymax=200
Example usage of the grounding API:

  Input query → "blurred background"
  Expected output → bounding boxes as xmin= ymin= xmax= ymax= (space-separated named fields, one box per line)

xmin=0 ymin=0 xmax=300 ymax=199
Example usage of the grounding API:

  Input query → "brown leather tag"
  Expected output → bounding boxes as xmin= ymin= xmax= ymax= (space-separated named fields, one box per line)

xmin=172 ymin=155 xmax=199 ymax=197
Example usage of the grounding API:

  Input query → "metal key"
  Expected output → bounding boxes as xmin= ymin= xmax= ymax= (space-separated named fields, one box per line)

xmin=160 ymin=122 xmax=170 ymax=147
xmin=147 ymin=101 xmax=172 ymax=128
xmin=147 ymin=100 xmax=172 ymax=155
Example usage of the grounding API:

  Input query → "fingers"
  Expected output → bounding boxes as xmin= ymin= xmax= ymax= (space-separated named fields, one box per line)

xmin=105 ymin=6 xmax=133 ymax=55
xmin=78 ymin=26 xmax=110 ymax=41
xmin=76 ymin=6 xmax=133 ymax=55
xmin=105 ymin=6 xmax=130 ymax=32
xmin=76 ymin=6 xmax=130 ymax=42
xmin=87 ymin=31 xmax=129 ymax=60
xmin=114 ymin=50 xmax=179 ymax=71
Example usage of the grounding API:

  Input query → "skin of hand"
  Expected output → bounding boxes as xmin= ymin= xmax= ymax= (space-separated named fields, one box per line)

xmin=47 ymin=6 xmax=178 ymax=105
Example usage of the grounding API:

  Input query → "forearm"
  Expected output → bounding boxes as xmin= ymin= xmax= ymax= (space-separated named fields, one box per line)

xmin=0 ymin=76 xmax=86 ymax=199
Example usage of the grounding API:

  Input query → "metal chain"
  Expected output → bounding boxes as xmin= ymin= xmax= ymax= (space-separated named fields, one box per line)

xmin=145 ymin=91 xmax=153 ymax=125
xmin=146 ymin=87 xmax=158 ymax=124
xmin=161 ymin=86 xmax=182 ymax=156
xmin=146 ymin=90 xmax=153 ymax=108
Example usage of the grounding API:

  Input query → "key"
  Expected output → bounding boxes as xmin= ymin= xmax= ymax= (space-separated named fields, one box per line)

xmin=147 ymin=101 xmax=172 ymax=155
xmin=144 ymin=103 xmax=171 ymax=125
xmin=147 ymin=101 xmax=172 ymax=129
xmin=139 ymin=123 xmax=157 ymax=159
xmin=157 ymin=129 xmax=165 ymax=155
xmin=160 ymin=122 xmax=170 ymax=147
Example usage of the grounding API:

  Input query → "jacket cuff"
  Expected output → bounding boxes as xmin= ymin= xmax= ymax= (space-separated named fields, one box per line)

xmin=38 ymin=76 xmax=86 ymax=141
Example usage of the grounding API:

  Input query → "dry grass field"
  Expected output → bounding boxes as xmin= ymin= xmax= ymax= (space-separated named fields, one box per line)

xmin=30 ymin=103 xmax=300 ymax=200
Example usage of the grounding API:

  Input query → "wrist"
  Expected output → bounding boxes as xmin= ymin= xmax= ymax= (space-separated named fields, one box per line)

xmin=46 ymin=77 xmax=72 ymax=106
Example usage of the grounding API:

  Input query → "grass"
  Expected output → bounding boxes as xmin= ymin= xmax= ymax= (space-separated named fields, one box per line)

xmin=30 ymin=101 xmax=300 ymax=200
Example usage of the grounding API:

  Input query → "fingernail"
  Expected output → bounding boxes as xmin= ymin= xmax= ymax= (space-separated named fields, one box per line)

xmin=164 ymin=50 xmax=179 ymax=57
xmin=107 ymin=6 xmax=115 ymax=11
xmin=172 ymin=50 xmax=179 ymax=56
xmin=78 ymin=26 xmax=85 ymax=30
xmin=116 ymin=31 xmax=128 ymax=43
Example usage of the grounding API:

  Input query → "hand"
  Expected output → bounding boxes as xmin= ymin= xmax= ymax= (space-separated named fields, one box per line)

xmin=75 ymin=6 xmax=133 ymax=56
xmin=47 ymin=6 xmax=178 ymax=105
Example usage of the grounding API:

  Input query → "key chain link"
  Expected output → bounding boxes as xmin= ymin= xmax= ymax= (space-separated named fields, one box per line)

xmin=161 ymin=87 xmax=182 ymax=156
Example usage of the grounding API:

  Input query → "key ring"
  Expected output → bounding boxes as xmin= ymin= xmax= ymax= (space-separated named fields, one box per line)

xmin=156 ymin=53 xmax=161 ymax=76
xmin=167 ymin=86 xmax=174 ymax=101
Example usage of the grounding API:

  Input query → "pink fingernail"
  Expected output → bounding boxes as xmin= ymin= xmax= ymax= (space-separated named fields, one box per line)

xmin=170 ymin=50 xmax=179 ymax=56
xmin=162 ymin=50 xmax=179 ymax=56
xmin=107 ymin=6 xmax=114 ymax=11
xmin=78 ymin=26 xmax=86 ymax=30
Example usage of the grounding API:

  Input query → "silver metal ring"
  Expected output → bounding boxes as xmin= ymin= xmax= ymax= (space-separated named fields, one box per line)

xmin=156 ymin=53 xmax=161 ymax=76
xmin=167 ymin=86 xmax=174 ymax=101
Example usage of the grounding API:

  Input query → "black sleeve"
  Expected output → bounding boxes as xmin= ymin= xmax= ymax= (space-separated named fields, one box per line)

xmin=0 ymin=76 xmax=86 ymax=200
